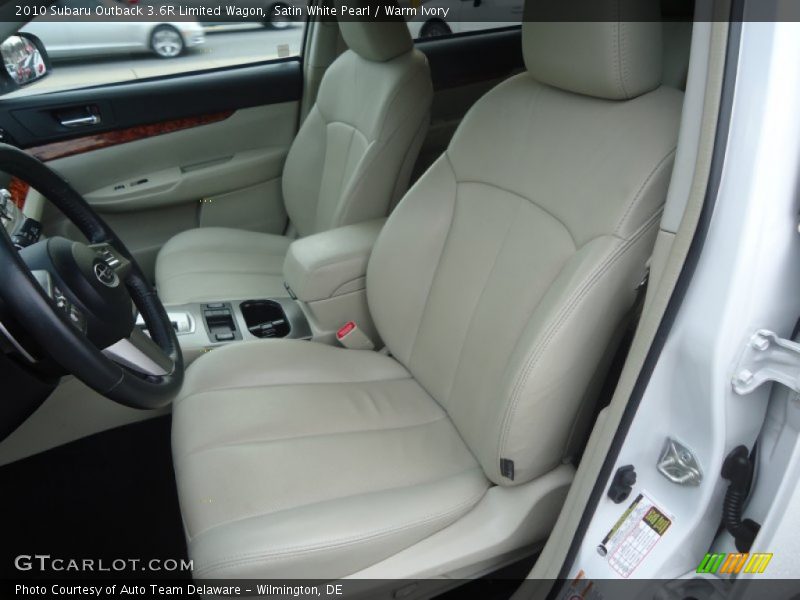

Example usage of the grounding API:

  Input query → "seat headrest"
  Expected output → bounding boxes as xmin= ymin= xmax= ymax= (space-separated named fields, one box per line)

xmin=523 ymin=0 xmax=664 ymax=100
xmin=338 ymin=2 xmax=413 ymax=62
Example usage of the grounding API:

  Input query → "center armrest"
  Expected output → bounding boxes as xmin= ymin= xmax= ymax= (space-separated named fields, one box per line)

xmin=283 ymin=218 xmax=386 ymax=303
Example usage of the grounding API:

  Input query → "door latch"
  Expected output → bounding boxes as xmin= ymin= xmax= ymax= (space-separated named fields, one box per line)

xmin=55 ymin=105 xmax=101 ymax=129
xmin=732 ymin=330 xmax=800 ymax=395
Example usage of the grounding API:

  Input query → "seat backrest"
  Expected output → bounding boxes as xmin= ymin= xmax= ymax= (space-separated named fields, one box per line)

xmin=281 ymin=11 xmax=432 ymax=238
xmin=367 ymin=0 xmax=683 ymax=486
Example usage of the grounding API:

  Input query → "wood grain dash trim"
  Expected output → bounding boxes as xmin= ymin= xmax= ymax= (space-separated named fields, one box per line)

xmin=8 ymin=177 xmax=29 ymax=209
xmin=26 ymin=111 xmax=235 ymax=163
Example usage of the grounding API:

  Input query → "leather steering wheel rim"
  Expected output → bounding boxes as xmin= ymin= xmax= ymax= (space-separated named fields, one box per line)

xmin=0 ymin=143 xmax=183 ymax=408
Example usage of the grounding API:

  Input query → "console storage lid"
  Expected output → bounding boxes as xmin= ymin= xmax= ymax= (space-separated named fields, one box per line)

xmin=283 ymin=218 xmax=385 ymax=302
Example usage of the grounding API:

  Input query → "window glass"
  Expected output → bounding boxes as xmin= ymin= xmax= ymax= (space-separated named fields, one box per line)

xmin=8 ymin=0 xmax=307 ymax=97
xmin=404 ymin=0 xmax=523 ymax=40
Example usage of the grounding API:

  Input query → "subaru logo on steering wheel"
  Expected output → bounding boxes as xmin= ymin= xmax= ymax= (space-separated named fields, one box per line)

xmin=94 ymin=262 xmax=119 ymax=288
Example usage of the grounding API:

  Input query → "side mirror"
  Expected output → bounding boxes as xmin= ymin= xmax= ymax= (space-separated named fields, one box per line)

xmin=0 ymin=33 xmax=50 ymax=94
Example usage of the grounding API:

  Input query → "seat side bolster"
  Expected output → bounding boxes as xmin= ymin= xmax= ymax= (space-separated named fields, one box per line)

xmin=493 ymin=216 xmax=662 ymax=485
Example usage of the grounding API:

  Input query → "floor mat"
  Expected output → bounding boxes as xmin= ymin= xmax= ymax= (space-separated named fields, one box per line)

xmin=0 ymin=416 xmax=187 ymax=580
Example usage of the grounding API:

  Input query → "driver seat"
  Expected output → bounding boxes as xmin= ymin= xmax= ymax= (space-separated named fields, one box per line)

xmin=172 ymin=2 xmax=682 ymax=580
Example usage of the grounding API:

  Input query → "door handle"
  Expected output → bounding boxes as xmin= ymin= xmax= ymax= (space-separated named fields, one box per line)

xmin=59 ymin=114 xmax=101 ymax=128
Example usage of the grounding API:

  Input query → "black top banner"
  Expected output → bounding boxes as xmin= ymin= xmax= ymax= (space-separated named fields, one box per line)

xmin=0 ymin=0 xmax=797 ymax=24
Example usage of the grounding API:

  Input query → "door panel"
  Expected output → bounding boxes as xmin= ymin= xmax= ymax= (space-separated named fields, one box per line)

xmin=0 ymin=60 xmax=301 ymax=147
xmin=24 ymin=110 xmax=235 ymax=161
xmin=3 ymin=59 xmax=303 ymax=281
xmin=40 ymin=102 xmax=297 ymax=278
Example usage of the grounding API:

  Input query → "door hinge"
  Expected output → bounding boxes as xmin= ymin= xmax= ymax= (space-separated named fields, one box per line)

xmin=732 ymin=330 xmax=800 ymax=395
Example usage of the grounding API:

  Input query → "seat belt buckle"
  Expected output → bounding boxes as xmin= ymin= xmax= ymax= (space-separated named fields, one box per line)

xmin=336 ymin=321 xmax=374 ymax=350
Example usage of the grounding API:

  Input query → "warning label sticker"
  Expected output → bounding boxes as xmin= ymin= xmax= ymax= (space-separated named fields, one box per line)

xmin=597 ymin=492 xmax=672 ymax=578
xmin=556 ymin=570 xmax=605 ymax=600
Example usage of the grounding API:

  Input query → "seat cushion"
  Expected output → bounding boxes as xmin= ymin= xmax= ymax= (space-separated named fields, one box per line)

xmin=172 ymin=340 xmax=490 ymax=579
xmin=155 ymin=227 xmax=292 ymax=305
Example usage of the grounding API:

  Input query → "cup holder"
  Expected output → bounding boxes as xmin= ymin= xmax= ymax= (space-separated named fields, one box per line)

xmin=240 ymin=300 xmax=291 ymax=338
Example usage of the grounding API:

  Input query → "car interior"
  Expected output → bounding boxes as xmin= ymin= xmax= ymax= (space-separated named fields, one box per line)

xmin=0 ymin=0 xmax=699 ymax=592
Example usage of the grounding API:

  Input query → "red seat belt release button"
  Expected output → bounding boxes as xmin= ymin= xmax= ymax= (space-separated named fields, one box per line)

xmin=336 ymin=321 xmax=374 ymax=350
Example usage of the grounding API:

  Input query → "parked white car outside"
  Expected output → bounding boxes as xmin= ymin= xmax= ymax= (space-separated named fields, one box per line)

xmin=22 ymin=0 xmax=205 ymax=60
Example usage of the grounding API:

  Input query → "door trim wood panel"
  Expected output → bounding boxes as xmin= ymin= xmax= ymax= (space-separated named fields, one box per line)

xmin=26 ymin=111 xmax=234 ymax=163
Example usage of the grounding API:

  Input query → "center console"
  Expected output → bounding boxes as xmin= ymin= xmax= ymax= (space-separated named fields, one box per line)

xmin=150 ymin=217 xmax=386 ymax=364
xmin=283 ymin=218 xmax=385 ymax=345
xmin=138 ymin=297 xmax=311 ymax=364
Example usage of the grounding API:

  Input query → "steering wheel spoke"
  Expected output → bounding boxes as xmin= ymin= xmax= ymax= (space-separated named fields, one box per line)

xmin=103 ymin=327 xmax=174 ymax=377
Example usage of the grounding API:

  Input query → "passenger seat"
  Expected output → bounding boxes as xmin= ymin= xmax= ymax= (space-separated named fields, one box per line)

xmin=155 ymin=12 xmax=432 ymax=305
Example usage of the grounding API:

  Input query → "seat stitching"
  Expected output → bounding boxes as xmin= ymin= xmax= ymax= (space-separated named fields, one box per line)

xmin=317 ymin=123 xmax=358 ymax=231
xmin=443 ymin=195 xmax=523 ymax=407
xmin=319 ymin=58 xmax=427 ymax=137
xmin=613 ymin=149 xmax=677 ymax=237
xmin=317 ymin=66 xmax=430 ymax=230
xmin=286 ymin=105 xmax=326 ymax=236
xmin=159 ymin=269 xmax=283 ymax=283
xmin=330 ymin=277 xmax=367 ymax=297
xmin=333 ymin=111 xmax=426 ymax=229
xmin=405 ymin=154 xmax=458 ymax=367
xmin=162 ymin=247 xmax=288 ymax=259
xmin=453 ymin=179 xmax=577 ymax=247
xmin=332 ymin=69 xmax=431 ymax=228
xmin=293 ymin=244 xmax=373 ymax=272
xmin=175 ymin=414 xmax=449 ymax=463
xmin=374 ymin=60 xmax=431 ymax=142
xmin=185 ymin=464 xmax=486 ymax=543
xmin=180 ymin=375 xmax=414 ymax=397
xmin=497 ymin=213 xmax=661 ymax=472
xmin=192 ymin=488 xmax=487 ymax=576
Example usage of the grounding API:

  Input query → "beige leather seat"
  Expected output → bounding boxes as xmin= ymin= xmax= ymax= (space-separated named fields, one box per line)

xmin=155 ymin=15 xmax=432 ymax=305
xmin=172 ymin=2 xmax=683 ymax=580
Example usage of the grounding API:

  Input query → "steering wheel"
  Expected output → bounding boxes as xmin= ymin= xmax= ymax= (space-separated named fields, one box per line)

xmin=0 ymin=143 xmax=183 ymax=409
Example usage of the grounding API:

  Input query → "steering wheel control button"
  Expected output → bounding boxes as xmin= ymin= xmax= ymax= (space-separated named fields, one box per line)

xmin=30 ymin=274 xmax=87 ymax=333
xmin=20 ymin=237 xmax=135 ymax=348
xmin=91 ymin=243 xmax=132 ymax=280
xmin=55 ymin=290 xmax=68 ymax=310
xmin=68 ymin=306 xmax=87 ymax=332
xmin=96 ymin=245 xmax=120 ymax=268
xmin=11 ymin=217 xmax=43 ymax=248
